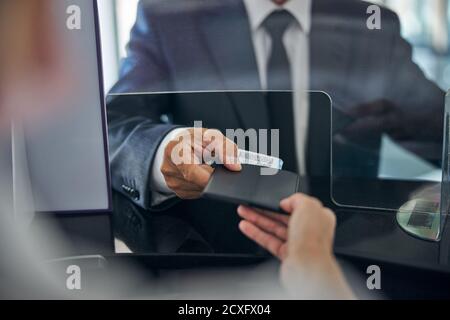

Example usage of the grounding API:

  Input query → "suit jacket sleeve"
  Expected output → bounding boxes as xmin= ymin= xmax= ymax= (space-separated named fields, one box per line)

xmin=386 ymin=12 xmax=444 ymax=144
xmin=107 ymin=2 xmax=179 ymax=210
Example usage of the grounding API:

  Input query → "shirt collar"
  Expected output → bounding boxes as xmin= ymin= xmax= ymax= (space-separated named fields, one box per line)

xmin=244 ymin=0 xmax=312 ymax=34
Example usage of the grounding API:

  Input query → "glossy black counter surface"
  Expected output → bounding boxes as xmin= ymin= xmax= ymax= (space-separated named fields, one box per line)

xmin=106 ymin=176 xmax=450 ymax=273
xmin=31 ymin=176 xmax=450 ymax=272
xmin=306 ymin=176 xmax=448 ymax=271
xmin=30 ymin=175 xmax=450 ymax=299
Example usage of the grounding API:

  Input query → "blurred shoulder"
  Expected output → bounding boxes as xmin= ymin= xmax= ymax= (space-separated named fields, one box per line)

xmin=138 ymin=0 xmax=241 ymax=17
xmin=313 ymin=0 xmax=399 ymax=21
xmin=312 ymin=0 xmax=400 ymax=32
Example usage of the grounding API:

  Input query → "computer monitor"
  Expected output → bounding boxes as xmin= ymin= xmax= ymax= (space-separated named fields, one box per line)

xmin=19 ymin=0 xmax=111 ymax=213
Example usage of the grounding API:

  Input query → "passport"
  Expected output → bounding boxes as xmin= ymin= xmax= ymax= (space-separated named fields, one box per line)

xmin=203 ymin=165 xmax=300 ymax=214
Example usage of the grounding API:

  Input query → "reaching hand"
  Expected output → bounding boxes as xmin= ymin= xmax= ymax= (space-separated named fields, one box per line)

xmin=238 ymin=194 xmax=335 ymax=262
xmin=238 ymin=194 xmax=354 ymax=299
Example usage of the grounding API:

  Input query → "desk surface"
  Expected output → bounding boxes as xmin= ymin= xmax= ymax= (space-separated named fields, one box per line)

xmin=32 ymin=178 xmax=450 ymax=272
xmin=105 ymin=177 xmax=450 ymax=273
xmin=32 ymin=177 xmax=450 ymax=299
xmin=311 ymin=177 xmax=449 ymax=272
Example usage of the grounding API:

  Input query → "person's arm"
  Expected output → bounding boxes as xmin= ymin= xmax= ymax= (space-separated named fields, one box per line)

xmin=107 ymin=2 xmax=178 ymax=209
xmin=107 ymin=94 xmax=180 ymax=210
xmin=386 ymin=12 xmax=444 ymax=142
xmin=108 ymin=2 xmax=243 ymax=209
xmin=344 ymin=11 xmax=444 ymax=164
xmin=237 ymin=194 xmax=355 ymax=300
xmin=385 ymin=13 xmax=444 ymax=164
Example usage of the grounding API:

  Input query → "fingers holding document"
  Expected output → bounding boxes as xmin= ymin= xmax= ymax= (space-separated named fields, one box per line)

xmin=238 ymin=194 xmax=354 ymax=299
xmin=161 ymin=127 xmax=241 ymax=199
xmin=238 ymin=193 xmax=335 ymax=262
xmin=280 ymin=194 xmax=336 ymax=261
xmin=237 ymin=206 xmax=289 ymax=260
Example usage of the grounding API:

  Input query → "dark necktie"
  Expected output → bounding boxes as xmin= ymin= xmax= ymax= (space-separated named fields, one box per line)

xmin=263 ymin=10 xmax=298 ymax=173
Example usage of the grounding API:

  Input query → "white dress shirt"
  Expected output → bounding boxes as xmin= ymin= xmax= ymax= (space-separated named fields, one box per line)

xmin=151 ymin=0 xmax=312 ymax=202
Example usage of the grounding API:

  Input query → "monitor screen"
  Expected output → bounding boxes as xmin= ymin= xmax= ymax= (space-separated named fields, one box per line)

xmin=20 ymin=0 xmax=110 ymax=213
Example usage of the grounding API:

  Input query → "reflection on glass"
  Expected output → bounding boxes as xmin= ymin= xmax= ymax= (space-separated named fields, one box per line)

xmin=97 ymin=0 xmax=449 ymax=253
xmin=330 ymin=1 xmax=445 ymax=214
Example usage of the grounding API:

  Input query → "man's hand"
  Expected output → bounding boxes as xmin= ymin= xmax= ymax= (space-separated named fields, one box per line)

xmin=238 ymin=194 xmax=354 ymax=299
xmin=161 ymin=128 xmax=242 ymax=199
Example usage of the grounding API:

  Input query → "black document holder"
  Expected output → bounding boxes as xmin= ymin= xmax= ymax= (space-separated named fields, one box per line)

xmin=203 ymin=165 xmax=300 ymax=213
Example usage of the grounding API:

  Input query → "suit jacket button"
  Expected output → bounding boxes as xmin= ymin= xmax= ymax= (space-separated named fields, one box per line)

xmin=122 ymin=185 xmax=140 ymax=201
xmin=131 ymin=190 xmax=140 ymax=201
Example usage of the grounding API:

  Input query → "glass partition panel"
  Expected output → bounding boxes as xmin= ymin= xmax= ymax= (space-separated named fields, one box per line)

xmin=329 ymin=0 xmax=450 ymax=241
xmin=331 ymin=93 xmax=446 ymax=241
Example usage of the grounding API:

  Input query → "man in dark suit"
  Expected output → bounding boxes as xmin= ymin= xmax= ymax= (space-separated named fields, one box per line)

xmin=108 ymin=0 xmax=444 ymax=253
